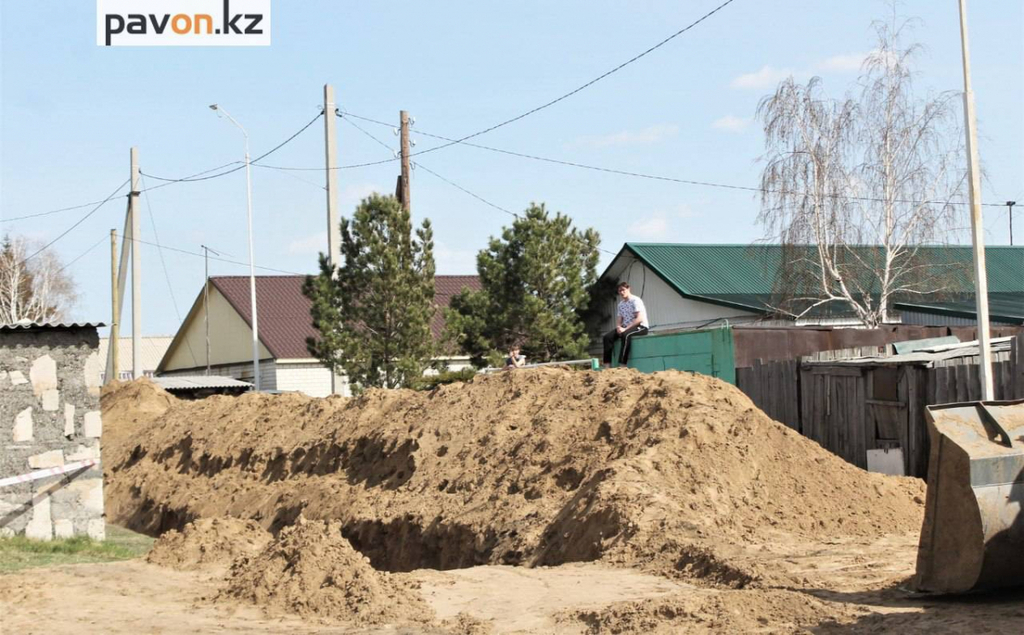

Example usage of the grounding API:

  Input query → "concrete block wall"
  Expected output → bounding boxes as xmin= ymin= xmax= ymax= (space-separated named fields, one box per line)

xmin=0 ymin=326 xmax=105 ymax=541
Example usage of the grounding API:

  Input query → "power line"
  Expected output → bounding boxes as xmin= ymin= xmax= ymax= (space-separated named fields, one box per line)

xmin=141 ymin=175 xmax=199 ymax=366
xmin=339 ymin=114 xmax=619 ymax=256
xmin=116 ymin=232 xmax=304 ymax=275
xmin=2 ymin=198 xmax=120 ymax=224
xmin=415 ymin=162 xmax=517 ymax=218
xmin=24 ymin=179 xmax=130 ymax=262
xmin=139 ymin=111 xmax=324 ymax=188
xmin=344 ymin=111 xmax=1011 ymax=210
xmin=403 ymin=0 xmax=739 ymax=159
xmin=55 ymin=234 xmax=109 ymax=275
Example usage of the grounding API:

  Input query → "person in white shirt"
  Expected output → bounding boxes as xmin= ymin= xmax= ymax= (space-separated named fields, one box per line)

xmin=603 ymin=281 xmax=649 ymax=367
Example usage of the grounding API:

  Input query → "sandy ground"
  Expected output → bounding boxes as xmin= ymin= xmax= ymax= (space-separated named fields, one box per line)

xmin=3 ymin=532 xmax=1023 ymax=634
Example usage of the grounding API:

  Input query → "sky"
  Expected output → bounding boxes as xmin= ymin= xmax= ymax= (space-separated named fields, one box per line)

xmin=1 ymin=0 xmax=1022 ymax=336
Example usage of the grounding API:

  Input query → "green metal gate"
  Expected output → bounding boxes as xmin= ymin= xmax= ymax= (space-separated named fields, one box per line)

xmin=613 ymin=326 xmax=736 ymax=384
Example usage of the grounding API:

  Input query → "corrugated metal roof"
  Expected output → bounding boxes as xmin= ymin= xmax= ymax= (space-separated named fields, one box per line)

xmin=0 ymin=321 xmax=105 ymax=333
xmin=98 ymin=336 xmax=174 ymax=372
xmin=616 ymin=243 xmax=1024 ymax=319
xmin=804 ymin=336 xmax=1015 ymax=368
xmin=154 ymin=375 xmax=252 ymax=391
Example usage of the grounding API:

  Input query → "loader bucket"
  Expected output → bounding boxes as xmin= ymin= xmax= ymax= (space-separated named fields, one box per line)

xmin=913 ymin=400 xmax=1024 ymax=594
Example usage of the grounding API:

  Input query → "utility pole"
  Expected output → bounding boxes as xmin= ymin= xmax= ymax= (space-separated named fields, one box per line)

xmin=130 ymin=147 xmax=142 ymax=380
xmin=108 ymin=229 xmax=119 ymax=384
xmin=201 ymin=245 xmax=218 ymax=376
xmin=1008 ymin=201 xmax=1017 ymax=246
xmin=324 ymin=85 xmax=341 ymax=395
xmin=399 ymin=110 xmax=411 ymax=212
xmin=324 ymin=85 xmax=341 ymax=268
xmin=958 ymin=0 xmax=993 ymax=400
xmin=105 ymin=203 xmax=132 ymax=383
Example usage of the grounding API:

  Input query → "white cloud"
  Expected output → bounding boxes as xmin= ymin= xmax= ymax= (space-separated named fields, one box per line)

xmin=730 ymin=65 xmax=798 ymax=90
xmin=286 ymin=231 xmax=327 ymax=256
xmin=814 ymin=51 xmax=869 ymax=73
xmin=712 ymin=115 xmax=752 ymax=133
xmin=574 ymin=124 xmax=679 ymax=149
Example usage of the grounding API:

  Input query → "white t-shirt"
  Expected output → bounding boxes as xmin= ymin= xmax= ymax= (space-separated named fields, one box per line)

xmin=617 ymin=296 xmax=648 ymax=328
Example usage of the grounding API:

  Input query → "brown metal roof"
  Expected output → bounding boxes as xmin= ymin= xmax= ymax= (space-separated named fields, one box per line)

xmin=210 ymin=275 xmax=480 ymax=360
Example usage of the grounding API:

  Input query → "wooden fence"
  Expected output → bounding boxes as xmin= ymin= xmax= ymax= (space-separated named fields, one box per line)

xmin=737 ymin=335 xmax=1024 ymax=477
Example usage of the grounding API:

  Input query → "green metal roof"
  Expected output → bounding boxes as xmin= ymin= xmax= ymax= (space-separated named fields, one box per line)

xmin=615 ymin=243 xmax=1024 ymax=320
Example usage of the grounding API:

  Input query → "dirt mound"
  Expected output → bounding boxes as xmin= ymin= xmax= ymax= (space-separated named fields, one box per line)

xmin=104 ymin=368 xmax=924 ymax=587
xmin=146 ymin=517 xmax=271 ymax=570
xmin=564 ymin=588 xmax=860 ymax=634
xmin=221 ymin=517 xmax=431 ymax=625
xmin=102 ymin=377 xmax=175 ymax=423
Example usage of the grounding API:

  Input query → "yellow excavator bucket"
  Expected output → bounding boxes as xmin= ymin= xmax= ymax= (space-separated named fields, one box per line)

xmin=913 ymin=401 xmax=1024 ymax=594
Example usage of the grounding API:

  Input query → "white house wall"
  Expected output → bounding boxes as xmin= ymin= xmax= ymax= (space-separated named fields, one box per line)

xmin=606 ymin=262 xmax=759 ymax=332
xmin=274 ymin=361 xmax=347 ymax=398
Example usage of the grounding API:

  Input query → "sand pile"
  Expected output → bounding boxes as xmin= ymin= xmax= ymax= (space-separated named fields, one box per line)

xmin=221 ymin=517 xmax=431 ymax=625
xmin=146 ymin=517 xmax=271 ymax=570
xmin=104 ymin=368 xmax=923 ymax=587
xmin=564 ymin=588 xmax=858 ymax=634
xmin=101 ymin=378 xmax=175 ymax=428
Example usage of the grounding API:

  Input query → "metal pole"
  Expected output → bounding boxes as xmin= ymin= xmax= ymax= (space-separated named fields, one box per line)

xmin=130 ymin=147 xmax=142 ymax=381
xmin=324 ymin=85 xmax=340 ymax=395
xmin=107 ymin=229 xmax=119 ymax=385
xmin=210 ymin=104 xmax=260 ymax=391
xmin=400 ymin=110 xmax=411 ymax=212
xmin=1009 ymin=201 xmax=1017 ymax=246
xmin=244 ymin=139 xmax=260 ymax=391
xmin=958 ymin=0 xmax=993 ymax=400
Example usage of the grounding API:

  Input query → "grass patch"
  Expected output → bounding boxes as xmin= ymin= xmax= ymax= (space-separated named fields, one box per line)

xmin=0 ymin=524 xmax=154 ymax=574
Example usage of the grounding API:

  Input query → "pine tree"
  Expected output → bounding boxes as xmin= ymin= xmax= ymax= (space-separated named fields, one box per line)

xmin=447 ymin=203 xmax=600 ymax=365
xmin=304 ymin=194 xmax=436 ymax=390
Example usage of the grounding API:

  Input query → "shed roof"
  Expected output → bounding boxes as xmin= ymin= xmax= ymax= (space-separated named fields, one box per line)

xmin=154 ymin=375 xmax=252 ymax=391
xmin=0 ymin=321 xmax=104 ymax=333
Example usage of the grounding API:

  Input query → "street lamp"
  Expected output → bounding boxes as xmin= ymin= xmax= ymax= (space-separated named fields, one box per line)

xmin=210 ymin=104 xmax=260 ymax=391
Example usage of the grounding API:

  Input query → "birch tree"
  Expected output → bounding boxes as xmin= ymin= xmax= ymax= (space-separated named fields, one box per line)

xmin=0 ymin=234 xmax=78 ymax=324
xmin=757 ymin=14 xmax=967 ymax=326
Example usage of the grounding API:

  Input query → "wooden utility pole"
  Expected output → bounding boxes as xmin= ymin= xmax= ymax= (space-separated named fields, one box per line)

xmin=130 ymin=147 xmax=142 ymax=380
xmin=105 ymin=203 xmax=132 ymax=383
xmin=399 ymin=110 xmax=411 ymax=212
xmin=108 ymin=229 xmax=119 ymax=384
xmin=958 ymin=0 xmax=993 ymax=400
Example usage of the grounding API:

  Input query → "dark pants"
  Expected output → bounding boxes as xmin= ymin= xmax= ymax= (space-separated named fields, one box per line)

xmin=603 ymin=324 xmax=649 ymax=365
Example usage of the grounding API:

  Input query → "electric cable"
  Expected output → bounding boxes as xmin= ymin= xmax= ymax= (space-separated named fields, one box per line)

xmin=24 ymin=179 xmax=130 ymax=262
xmin=141 ymin=175 xmax=199 ymax=365
xmin=115 ymin=232 xmax=304 ymax=275
xmin=403 ymin=0 xmax=739 ymax=158
xmin=343 ymin=111 xmax=1009 ymax=210
xmin=339 ymin=114 xmax=619 ymax=256
xmin=140 ymin=111 xmax=324 ymax=188
xmin=54 ymin=234 xmax=109 ymax=275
